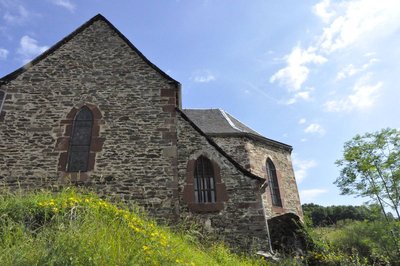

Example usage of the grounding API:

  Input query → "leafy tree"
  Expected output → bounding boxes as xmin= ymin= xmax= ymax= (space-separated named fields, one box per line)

xmin=302 ymin=203 xmax=383 ymax=227
xmin=335 ymin=128 xmax=400 ymax=256
xmin=335 ymin=128 xmax=400 ymax=219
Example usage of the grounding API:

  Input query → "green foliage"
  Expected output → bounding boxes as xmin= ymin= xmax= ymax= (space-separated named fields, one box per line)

xmin=328 ymin=220 xmax=400 ymax=264
xmin=310 ymin=220 xmax=400 ymax=265
xmin=294 ymin=218 xmax=370 ymax=265
xmin=302 ymin=203 xmax=385 ymax=226
xmin=335 ymin=128 xmax=400 ymax=219
xmin=0 ymin=189 xmax=265 ymax=266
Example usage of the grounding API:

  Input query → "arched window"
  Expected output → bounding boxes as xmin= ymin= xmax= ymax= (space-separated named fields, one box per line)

xmin=266 ymin=158 xmax=282 ymax=207
xmin=67 ymin=106 xmax=93 ymax=172
xmin=0 ymin=90 xmax=5 ymax=113
xmin=194 ymin=156 xmax=216 ymax=203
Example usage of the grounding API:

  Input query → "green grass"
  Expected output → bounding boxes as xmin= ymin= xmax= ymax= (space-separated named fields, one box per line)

xmin=306 ymin=220 xmax=400 ymax=265
xmin=0 ymin=188 xmax=266 ymax=266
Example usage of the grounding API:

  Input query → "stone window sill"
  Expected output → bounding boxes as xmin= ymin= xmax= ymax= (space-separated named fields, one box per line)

xmin=272 ymin=206 xmax=285 ymax=214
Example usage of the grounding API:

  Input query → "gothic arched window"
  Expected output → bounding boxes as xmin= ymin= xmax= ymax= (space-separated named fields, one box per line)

xmin=194 ymin=156 xmax=216 ymax=203
xmin=67 ymin=106 xmax=93 ymax=172
xmin=266 ymin=158 xmax=282 ymax=207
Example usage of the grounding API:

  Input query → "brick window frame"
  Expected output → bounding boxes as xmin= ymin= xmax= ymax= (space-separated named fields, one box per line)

xmin=55 ymin=104 xmax=104 ymax=181
xmin=183 ymin=156 xmax=228 ymax=212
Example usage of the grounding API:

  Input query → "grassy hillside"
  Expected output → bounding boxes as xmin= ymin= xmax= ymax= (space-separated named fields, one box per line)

xmin=0 ymin=188 xmax=265 ymax=266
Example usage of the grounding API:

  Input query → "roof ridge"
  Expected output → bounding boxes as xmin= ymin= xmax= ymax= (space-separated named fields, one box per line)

xmin=223 ymin=110 xmax=263 ymax=136
xmin=219 ymin=109 xmax=243 ymax=132
xmin=177 ymin=107 xmax=264 ymax=182
xmin=0 ymin=14 xmax=180 ymax=86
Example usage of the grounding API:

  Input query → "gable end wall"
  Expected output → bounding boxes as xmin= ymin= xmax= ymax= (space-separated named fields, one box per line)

xmin=0 ymin=19 xmax=179 ymax=220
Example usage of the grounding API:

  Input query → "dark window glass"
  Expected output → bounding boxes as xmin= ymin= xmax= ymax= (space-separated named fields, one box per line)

xmin=194 ymin=156 xmax=216 ymax=203
xmin=0 ymin=90 xmax=5 ymax=113
xmin=266 ymin=159 xmax=282 ymax=207
xmin=67 ymin=107 xmax=93 ymax=172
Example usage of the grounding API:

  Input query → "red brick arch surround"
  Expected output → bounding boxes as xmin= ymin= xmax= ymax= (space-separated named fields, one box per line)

xmin=183 ymin=157 xmax=228 ymax=212
xmin=55 ymin=103 xmax=105 ymax=181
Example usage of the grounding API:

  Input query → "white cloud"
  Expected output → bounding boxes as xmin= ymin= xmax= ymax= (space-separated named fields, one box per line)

xmin=270 ymin=0 xmax=400 ymax=104
xmin=313 ymin=0 xmax=335 ymax=23
xmin=191 ymin=70 xmax=216 ymax=83
xmin=292 ymin=154 xmax=317 ymax=183
xmin=17 ymin=35 xmax=48 ymax=64
xmin=300 ymin=189 xmax=328 ymax=202
xmin=336 ymin=58 xmax=378 ymax=81
xmin=3 ymin=4 xmax=29 ymax=24
xmin=325 ymin=76 xmax=382 ymax=112
xmin=49 ymin=0 xmax=76 ymax=12
xmin=0 ymin=48 xmax=9 ymax=60
xmin=316 ymin=0 xmax=400 ymax=53
xmin=285 ymin=87 xmax=314 ymax=105
xmin=336 ymin=64 xmax=357 ymax=80
xmin=298 ymin=118 xmax=306 ymax=124
xmin=304 ymin=123 xmax=326 ymax=135
xmin=270 ymin=46 xmax=327 ymax=91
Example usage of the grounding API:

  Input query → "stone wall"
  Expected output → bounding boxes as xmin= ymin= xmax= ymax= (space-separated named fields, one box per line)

xmin=246 ymin=139 xmax=302 ymax=218
xmin=176 ymin=114 xmax=270 ymax=252
xmin=211 ymin=136 xmax=251 ymax=169
xmin=0 ymin=19 xmax=179 ymax=220
xmin=213 ymin=136 xmax=302 ymax=219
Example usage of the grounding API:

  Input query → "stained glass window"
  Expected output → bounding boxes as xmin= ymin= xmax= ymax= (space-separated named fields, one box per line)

xmin=194 ymin=156 xmax=216 ymax=203
xmin=67 ymin=107 xmax=93 ymax=172
xmin=267 ymin=159 xmax=282 ymax=207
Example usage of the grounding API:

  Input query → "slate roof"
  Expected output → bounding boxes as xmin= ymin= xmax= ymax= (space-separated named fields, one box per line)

xmin=183 ymin=109 xmax=292 ymax=151
xmin=177 ymin=108 xmax=264 ymax=181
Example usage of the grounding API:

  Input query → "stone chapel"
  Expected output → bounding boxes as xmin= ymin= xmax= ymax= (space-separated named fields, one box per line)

xmin=0 ymin=14 xmax=302 ymax=251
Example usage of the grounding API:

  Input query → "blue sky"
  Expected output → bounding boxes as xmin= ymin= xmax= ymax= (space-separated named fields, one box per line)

xmin=1 ymin=0 xmax=400 ymax=206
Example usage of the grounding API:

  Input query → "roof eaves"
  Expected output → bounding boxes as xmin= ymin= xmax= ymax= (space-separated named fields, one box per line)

xmin=0 ymin=14 xmax=180 ymax=87
xmin=177 ymin=108 xmax=265 ymax=182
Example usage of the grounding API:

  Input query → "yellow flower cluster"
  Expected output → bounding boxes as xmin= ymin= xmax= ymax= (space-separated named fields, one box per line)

xmin=36 ymin=194 xmax=197 ymax=265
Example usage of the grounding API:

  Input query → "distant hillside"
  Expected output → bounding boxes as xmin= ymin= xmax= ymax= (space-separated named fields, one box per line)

xmin=0 ymin=188 xmax=265 ymax=265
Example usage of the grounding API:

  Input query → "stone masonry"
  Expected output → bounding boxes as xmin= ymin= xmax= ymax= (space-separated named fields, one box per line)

xmin=0 ymin=14 xmax=302 ymax=252
xmin=177 ymin=112 xmax=269 ymax=251
xmin=0 ymin=17 xmax=180 ymax=220
xmin=213 ymin=136 xmax=303 ymax=218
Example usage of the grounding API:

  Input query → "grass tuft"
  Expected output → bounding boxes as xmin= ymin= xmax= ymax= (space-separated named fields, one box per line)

xmin=0 ymin=188 xmax=266 ymax=265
